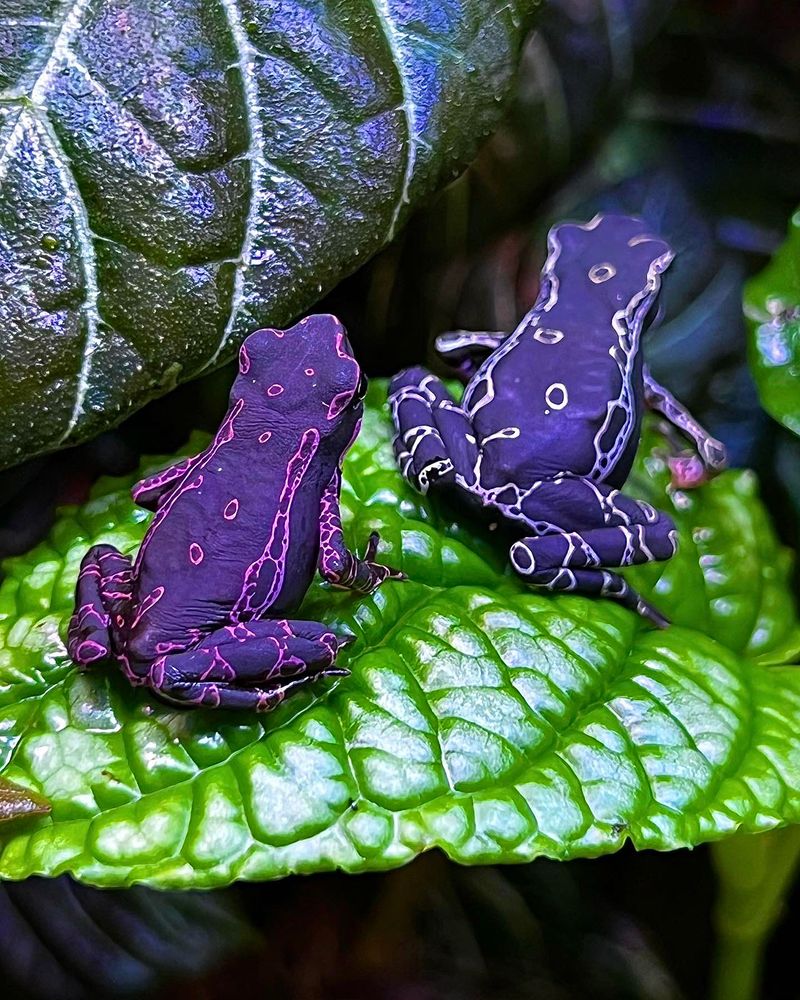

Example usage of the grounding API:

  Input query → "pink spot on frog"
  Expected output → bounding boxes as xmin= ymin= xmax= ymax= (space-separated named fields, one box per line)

xmin=189 ymin=543 xmax=205 ymax=565
xmin=224 ymin=498 xmax=239 ymax=520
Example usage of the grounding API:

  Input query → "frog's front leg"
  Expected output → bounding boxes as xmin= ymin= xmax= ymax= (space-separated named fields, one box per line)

xmin=132 ymin=455 xmax=200 ymax=511
xmin=135 ymin=619 xmax=348 ymax=712
xmin=388 ymin=367 xmax=478 ymax=494
xmin=643 ymin=366 xmax=727 ymax=487
xmin=67 ymin=545 xmax=133 ymax=664
xmin=434 ymin=331 xmax=507 ymax=381
xmin=508 ymin=479 xmax=677 ymax=627
xmin=318 ymin=470 xmax=405 ymax=592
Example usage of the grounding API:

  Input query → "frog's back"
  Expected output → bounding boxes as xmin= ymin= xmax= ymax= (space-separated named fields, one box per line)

xmin=465 ymin=215 xmax=672 ymax=488
xmin=132 ymin=421 xmax=330 ymax=638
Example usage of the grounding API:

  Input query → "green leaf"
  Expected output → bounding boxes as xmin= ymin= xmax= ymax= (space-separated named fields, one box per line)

xmin=0 ymin=0 xmax=537 ymax=470
xmin=745 ymin=208 xmax=800 ymax=437
xmin=0 ymin=384 xmax=798 ymax=888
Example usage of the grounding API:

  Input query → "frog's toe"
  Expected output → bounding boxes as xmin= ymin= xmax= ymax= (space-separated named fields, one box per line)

xmin=701 ymin=437 xmax=728 ymax=472
xmin=635 ymin=597 xmax=671 ymax=629
xmin=152 ymin=668 xmax=348 ymax=713
xmin=362 ymin=532 xmax=405 ymax=581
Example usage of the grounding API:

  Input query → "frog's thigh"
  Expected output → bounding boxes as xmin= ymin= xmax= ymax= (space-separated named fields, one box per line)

xmin=68 ymin=545 xmax=133 ymax=665
xmin=517 ymin=477 xmax=667 ymax=534
xmin=389 ymin=367 xmax=476 ymax=492
xmin=139 ymin=618 xmax=345 ymax=710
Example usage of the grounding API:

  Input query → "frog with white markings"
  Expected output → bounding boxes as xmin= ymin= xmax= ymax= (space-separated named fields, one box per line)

xmin=389 ymin=214 xmax=726 ymax=625
xmin=68 ymin=315 xmax=403 ymax=711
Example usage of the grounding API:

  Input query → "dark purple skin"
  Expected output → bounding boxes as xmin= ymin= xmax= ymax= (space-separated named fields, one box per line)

xmin=390 ymin=215 xmax=727 ymax=626
xmin=68 ymin=315 xmax=404 ymax=711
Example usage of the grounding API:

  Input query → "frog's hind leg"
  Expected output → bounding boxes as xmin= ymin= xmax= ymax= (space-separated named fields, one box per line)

xmin=389 ymin=367 xmax=477 ymax=494
xmin=144 ymin=619 xmax=349 ymax=712
xmin=510 ymin=520 xmax=677 ymax=627
xmin=68 ymin=545 xmax=133 ymax=665
xmin=508 ymin=478 xmax=677 ymax=626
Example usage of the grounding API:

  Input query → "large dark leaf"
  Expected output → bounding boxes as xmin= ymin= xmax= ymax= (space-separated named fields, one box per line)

xmin=0 ymin=0 xmax=536 ymax=469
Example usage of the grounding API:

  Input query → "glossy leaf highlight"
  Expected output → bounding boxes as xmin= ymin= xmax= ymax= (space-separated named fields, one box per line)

xmin=0 ymin=386 xmax=797 ymax=888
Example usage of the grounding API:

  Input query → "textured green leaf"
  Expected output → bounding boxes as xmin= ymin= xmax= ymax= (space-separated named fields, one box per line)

xmin=745 ymin=208 xmax=800 ymax=437
xmin=0 ymin=384 xmax=798 ymax=888
xmin=0 ymin=0 xmax=537 ymax=469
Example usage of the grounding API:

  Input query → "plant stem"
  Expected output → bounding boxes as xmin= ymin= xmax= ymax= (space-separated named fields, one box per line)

xmin=711 ymin=826 xmax=800 ymax=1000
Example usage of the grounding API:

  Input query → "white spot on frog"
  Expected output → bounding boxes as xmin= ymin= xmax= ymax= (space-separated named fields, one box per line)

xmin=545 ymin=382 xmax=568 ymax=411
xmin=189 ymin=543 xmax=204 ymax=565
xmin=534 ymin=328 xmax=564 ymax=344
xmin=224 ymin=498 xmax=239 ymax=520
xmin=589 ymin=263 xmax=616 ymax=283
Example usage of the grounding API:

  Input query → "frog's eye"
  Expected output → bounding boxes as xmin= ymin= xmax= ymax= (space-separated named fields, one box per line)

xmin=588 ymin=262 xmax=616 ymax=284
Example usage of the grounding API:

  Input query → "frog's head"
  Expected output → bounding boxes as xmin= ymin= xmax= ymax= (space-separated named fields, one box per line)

xmin=547 ymin=214 xmax=674 ymax=322
xmin=236 ymin=314 xmax=367 ymax=443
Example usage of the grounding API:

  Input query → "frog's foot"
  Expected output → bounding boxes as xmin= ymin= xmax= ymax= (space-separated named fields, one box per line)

xmin=388 ymin=367 xmax=477 ymax=494
xmin=666 ymin=439 xmax=727 ymax=489
xmin=510 ymin=521 xmax=678 ymax=628
xmin=644 ymin=369 xmax=727 ymax=488
xmin=137 ymin=620 xmax=349 ymax=712
xmin=68 ymin=545 xmax=133 ymax=666
xmin=321 ymin=531 xmax=406 ymax=592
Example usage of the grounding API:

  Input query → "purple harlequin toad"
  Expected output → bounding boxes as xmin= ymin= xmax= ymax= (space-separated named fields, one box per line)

xmin=389 ymin=214 xmax=726 ymax=626
xmin=68 ymin=315 xmax=404 ymax=712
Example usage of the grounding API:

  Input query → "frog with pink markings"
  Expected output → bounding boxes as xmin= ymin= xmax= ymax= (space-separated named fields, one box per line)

xmin=67 ymin=315 xmax=404 ymax=712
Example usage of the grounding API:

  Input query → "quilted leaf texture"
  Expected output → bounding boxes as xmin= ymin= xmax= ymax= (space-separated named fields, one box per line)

xmin=0 ymin=385 xmax=797 ymax=888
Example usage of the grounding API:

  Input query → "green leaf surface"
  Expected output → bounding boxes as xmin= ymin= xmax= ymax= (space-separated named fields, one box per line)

xmin=0 ymin=385 xmax=798 ymax=888
xmin=745 ymin=208 xmax=800 ymax=437
xmin=0 ymin=0 xmax=537 ymax=469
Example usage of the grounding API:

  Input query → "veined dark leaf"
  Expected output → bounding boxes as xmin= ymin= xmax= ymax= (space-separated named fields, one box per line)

xmin=0 ymin=384 xmax=797 ymax=889
xmin=745 ymin=209 xmax=800 ymax=437
xmin=0 ymin=0 xmax=537 ymax=469
xmin=0 ymin=875 xmax=250 ymax=995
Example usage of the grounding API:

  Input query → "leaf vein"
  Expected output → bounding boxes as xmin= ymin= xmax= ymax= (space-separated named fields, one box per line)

xmin=367 ymin=0 xmax=417 ymax=241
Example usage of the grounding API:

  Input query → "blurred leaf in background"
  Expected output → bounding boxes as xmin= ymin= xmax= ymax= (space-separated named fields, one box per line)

xmin=745 ymin=213 xmax=800 ymax=438
xmin=0 ymin=876 xmax=251 ymax=999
